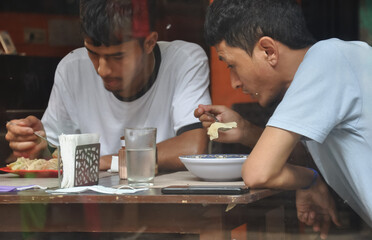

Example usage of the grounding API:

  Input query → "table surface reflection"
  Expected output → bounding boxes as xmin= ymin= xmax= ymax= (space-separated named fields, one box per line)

xmin=0 ymin=171 xmax=287 ymax=240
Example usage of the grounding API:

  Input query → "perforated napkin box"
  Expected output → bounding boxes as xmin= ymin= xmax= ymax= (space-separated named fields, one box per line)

xmin=58 ymin=134 xmax=100 ymax=188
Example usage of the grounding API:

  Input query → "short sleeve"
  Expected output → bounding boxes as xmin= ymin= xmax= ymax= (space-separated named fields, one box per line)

xmin=267 ymin=40 xmax=361 ymax=143
xmin=170 ymin=43 xmax=211 ymax=132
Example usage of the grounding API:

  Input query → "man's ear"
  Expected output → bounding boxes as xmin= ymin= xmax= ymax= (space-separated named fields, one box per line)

xmin=257 ymin=36 xmax=278 ymax=66
xmin=144 ymin=32 xmax=158 ymax=54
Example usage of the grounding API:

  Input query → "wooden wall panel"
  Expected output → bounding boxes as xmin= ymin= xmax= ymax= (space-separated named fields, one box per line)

xmin=0 ymin=12 xmax=81 ymax=57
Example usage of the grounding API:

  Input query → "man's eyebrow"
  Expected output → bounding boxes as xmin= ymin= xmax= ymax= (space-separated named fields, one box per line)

xmin=85 ymin=46 xmax=125 ymax=57
xmin=85 ymin=47 xmax=98 ymax=55
xmin=106 ymin=52 xmax=125 ymax=57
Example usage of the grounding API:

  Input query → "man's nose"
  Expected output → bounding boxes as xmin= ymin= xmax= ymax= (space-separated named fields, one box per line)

xmin=230 ymin=71 xmax=242 ymax=89
xmin=97 ymin=58 xmax=112 ymax=77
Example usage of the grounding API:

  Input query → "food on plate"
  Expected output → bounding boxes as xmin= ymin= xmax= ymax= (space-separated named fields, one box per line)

xmin=7 ymin=157 xmax=58 ymax=170
xmin=207 ymin=122 xmax=237 ymax=140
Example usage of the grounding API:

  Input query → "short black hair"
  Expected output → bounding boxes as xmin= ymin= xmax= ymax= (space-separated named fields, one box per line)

xmin=80 ymin=0 xmax=155 ymax=47
xmin=204 ymin=0 xmax=316 ymax=55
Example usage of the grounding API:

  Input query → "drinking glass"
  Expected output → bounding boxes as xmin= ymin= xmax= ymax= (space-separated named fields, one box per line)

xmin=124 ymin=128 xmax=157 ymax=187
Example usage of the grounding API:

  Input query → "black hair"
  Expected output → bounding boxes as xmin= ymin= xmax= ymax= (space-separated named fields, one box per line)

xmin=80 ymin=0 xmax=155 ymax=47
xmin=204 ymin=0 xmax=316 ymax=55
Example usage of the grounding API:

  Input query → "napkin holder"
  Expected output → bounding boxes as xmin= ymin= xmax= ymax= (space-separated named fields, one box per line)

xmin=58 ymin=143 xmax=100 ymax=188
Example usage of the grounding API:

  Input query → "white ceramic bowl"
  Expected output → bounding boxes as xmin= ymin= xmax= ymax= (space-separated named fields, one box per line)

xmin=179 ymin=154 xmax=248 ymax=181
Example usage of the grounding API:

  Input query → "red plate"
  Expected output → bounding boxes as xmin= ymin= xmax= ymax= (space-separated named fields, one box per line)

xmin=0 ymin=167 xmax=59 ymax=178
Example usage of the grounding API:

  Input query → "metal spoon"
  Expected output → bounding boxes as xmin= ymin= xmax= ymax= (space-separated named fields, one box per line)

xmin=34 ymin=132 xmax=58 ymax=148
xmin=205 ymin=112 xmax=220 ymax=122
xmin=205 ymin=112 xmax=231 ymax=131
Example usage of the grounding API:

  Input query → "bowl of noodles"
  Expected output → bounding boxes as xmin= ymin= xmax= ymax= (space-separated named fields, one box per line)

xmin=179 ymin=154 xmax=248 ymax=181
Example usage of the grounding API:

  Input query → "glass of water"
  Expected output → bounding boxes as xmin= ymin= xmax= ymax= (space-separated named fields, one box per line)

xmin=124 ymin=128 xmax=157 ymax=187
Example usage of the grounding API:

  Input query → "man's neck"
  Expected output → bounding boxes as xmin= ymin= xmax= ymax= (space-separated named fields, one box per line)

xmin=278 ymin=45 xmax=311 ymax=87
xmin=119 ymin=51 xmax=155 ymax=99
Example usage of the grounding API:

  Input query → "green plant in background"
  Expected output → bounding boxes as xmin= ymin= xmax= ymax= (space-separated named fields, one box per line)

xmin=360 ymin=0 xmax=372 ymax=45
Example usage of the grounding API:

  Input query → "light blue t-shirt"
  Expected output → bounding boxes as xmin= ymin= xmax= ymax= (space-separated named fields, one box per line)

xmin=267 ymin=38 xmax=372 ymax=226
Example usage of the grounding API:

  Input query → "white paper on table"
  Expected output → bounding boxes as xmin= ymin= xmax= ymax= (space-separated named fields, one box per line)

xmin=0 ymin=185 xmax=47 ymax=192
xmin=46 ymin=185 xmax=148 ymax=194
xmin=59 ymin=133 xmax=100 ymax=188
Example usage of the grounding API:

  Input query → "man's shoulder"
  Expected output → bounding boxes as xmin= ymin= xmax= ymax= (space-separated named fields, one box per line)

xmin=158 ymin=40 xmax=200 ymax=48
xmin=312 ymin=38 xmax=371 ymax=53
xmin=59 ymin=47 xmax=90 ymax=66
xmin=158 ymin=40 xmax=205 ymax=55
xmin=157 ymin=40 xmax=207 ymax=64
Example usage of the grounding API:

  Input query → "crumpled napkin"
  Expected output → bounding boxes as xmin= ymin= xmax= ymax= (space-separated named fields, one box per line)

xmin=0 ymin=185 xmax=47 ymax=192
xmin=46 ymin=185 xmax=148 ymax=194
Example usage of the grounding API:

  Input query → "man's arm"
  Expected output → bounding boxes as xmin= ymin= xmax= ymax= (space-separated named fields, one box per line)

xmin=157 ymin=128 xmax=208 ymax=172
xmin=99 ymin=154 xmax=115 ymax=170
xmin=242 ymin=126 xmax=341 ymax=239
xmin=242 ymin=126 xmax=315 ymax=189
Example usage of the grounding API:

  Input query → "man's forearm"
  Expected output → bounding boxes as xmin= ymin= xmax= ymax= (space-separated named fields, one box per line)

xmin=240 ymin=120 xmax=264 ymax=148
xmin=157 ymin=129 xmax=208 ymax=172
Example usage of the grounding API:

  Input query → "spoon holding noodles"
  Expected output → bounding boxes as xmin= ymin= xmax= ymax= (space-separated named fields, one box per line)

xmin=204 ymin=113 xmax=237 ymax=140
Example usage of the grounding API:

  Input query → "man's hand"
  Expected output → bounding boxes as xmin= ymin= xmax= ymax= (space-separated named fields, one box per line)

xmin=194 ymin=104 xmax=263 ymax=147
xmin=194 ymin=104 xmax=247 ymax=143
xmin=296 ymin=177 xmax=341 ymax=239
xmin=5 ymin=116 xmax=47 ymax=159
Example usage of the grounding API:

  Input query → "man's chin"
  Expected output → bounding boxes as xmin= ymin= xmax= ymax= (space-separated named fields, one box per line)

xmin=104 ymin=85 xmax=122 ymax=94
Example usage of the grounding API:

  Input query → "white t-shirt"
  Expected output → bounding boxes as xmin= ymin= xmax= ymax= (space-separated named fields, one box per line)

xmin=42 ymin=40 xmax=211 ymax=156
xmin=267 ymin=38 xmax=372 ymax=226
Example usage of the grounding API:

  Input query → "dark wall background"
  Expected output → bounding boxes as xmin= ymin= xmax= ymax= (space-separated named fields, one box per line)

xmin=0 ymin=56 xmax=60 ymax=166
xmin=302 ymin=0 xmax=360 ymax=41
xmin=0 ymin=0 xmax=80 ymax=15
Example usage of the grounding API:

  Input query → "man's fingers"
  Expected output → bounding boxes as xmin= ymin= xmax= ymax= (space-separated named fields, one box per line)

xmin=209 ymin=105 xmax=229 ymax=117
xmin=329 ymin=207 xmax=342 ymax=227
xmin=298 ymin=211 xmax=309 ymax=224
xmin=312 ymin=221 xmax=320 ymax=232
xmin=12 ymin=151 xmax=26 ymax=158
xmin=6 ymin=130 xmax=38 ymax=144
xmin=9 ymin=141 xmax=39 ymax=152
xmin=202 ymin=121 xmax=212 ymax=129
xmin=319 ymin=215 xmax=331 ymax=240
xmin=194 ymin=106 xmax=204 ymax=118
xmin=6 ymin=122 xmax=34 ymax=136
xmin=197 ymin=104 xmax=212 ymax=113
xmin=306 ymin=210 xmax=317 ymax=226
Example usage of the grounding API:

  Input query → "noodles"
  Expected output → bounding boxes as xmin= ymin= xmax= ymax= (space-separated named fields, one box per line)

xmin=207 ymin=122 xmax=237 ymax=140
xmin=7 ymin=157 xmax=58 ymax=170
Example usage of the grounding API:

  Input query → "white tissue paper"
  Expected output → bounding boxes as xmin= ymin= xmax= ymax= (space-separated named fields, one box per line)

xmin=59 ymin=133 xmax=100 ymax=188
xmin=46 ymin=185 xmax=148 ymax=194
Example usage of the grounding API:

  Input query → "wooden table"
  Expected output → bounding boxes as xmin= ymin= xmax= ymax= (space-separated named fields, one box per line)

xmin=0 ymin=171 xmax=290 ymax=240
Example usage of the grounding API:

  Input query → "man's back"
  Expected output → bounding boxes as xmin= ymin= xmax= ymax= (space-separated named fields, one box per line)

xmin=268 ymin=38 xmax=372 ymax=226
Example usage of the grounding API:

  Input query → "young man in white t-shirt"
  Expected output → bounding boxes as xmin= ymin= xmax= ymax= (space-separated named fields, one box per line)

xmin=6 ymin=0 xmax=211 ymax=172
xmin=196 ymin=0 xmax=372 ymax=239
